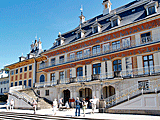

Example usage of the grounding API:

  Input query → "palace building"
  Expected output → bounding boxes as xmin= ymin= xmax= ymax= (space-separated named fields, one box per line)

xmin=6 ymin=0 xmax=160 ymax=111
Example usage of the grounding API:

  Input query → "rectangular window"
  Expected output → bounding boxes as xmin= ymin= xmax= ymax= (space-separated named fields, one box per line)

xmin=19 ymin=81 xmax=22 ymax=86
xmin=84 ymin=49 xmax=90 ymax=57
xmin=45 ymin=90 xmax=49 ymax=96
xmin=78 ymin=32 xmax=81 ymax=39
xmin=143 ymin=55 xmax=154 ymax=74
xmin=29 ymin=72 xmax=32 ymax=78
xmin=57 ymin=40 xmax=61 ymax=46
xmin=51 ymin=58 xmax=55 ymax=65
xmin=92 ymin=45 xmax=101 ymax=55
xmin=16 ymin=69 xmax=18 ymax=74
xmin=11 ymin=76 xmax=14 ymax=81
xmin=60 ymin=71 xmax=64 ymax=80
xmin=77 ymin=67 xmax=83 ymax=76
xmin=112 ymin=41 xmax=120 ymax=51
xmin=24 ymin=73 xmax=27 ymax=79
xmin=122 ymin=37 xmax=130 ymax=48
xmin=138 ymin=80 xmax=149 ymax=90
xmin=70 ymin=53 xmax=75 ymax=60
xmin=103 ymin=43 xmax=110 ymax=53
xmin=59 ymin=56 xmax=64 ymax=64
xmin=77 ymin=51 xmax=82 ymax=59
xmin=15 ymin=75 xmax=18 ymax=80
xmin=51 ymin=73 xmax=55 ymax=81
xmin=141 ymin=32 xmax=152 ymax=43
xmin=148 ymin=6 xmax=155 ymax=15
xmin=37 ymin=90 xmax=40 ymax=96
xmin=94 ymin=26 xmax=98 ymax=33
xmin=113 ymin=19 xmax=118 ymax=27
xmin=15 ymin=82 xmax=17 ymax=86
xmin=24 ymin=66 xmax=27 ymax=72
xmin=20 ymin=68 xmax=22 ymax=73
xmin=29 ymin=65 xmax=32 ymax=70
xmin=28 ymin=79 xmax=32 ymax=87
xmin=11 ymin=71 xmax=14 ymax=75
xmin=11 ymin=83 xmax=13 ymax=87
xmin=24 ymin=80 xmax=27 ymax=87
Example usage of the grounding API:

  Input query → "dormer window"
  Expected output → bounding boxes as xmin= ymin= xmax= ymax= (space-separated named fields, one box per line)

xmin=57 ymin=40 xmax=61 ymax=46
xmin=113 ymin=19 xmax=118 ymax=27
xmin=110 ymin=15 xmax=121 ymax=27
xmin=94 ymin=26 xmax=98 ymax=33
xmin=77 ymin=32 xmax=81 ymax=39
xmin=56 ymin=32 xmax=65 ymax=46
xmin=144 ymin=1 xmax=158 ymax=16
xmin=76 ymin=25 xmax=85 ymax=39
xmin=91 ymin=18 xmax=102 ymax=34
xmin=148 ymin=6 xmax=155 ymax=15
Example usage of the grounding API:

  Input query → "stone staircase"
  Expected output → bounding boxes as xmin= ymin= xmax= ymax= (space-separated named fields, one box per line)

xmin=102 ymin=79 xmax=160 ymax=109
xmin=19 ymin=89 xmax=52 ymax=109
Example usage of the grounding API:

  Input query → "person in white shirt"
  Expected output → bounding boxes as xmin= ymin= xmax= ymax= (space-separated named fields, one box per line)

xmin=10 ymin=99 xmax=14 ymax=110
xmin=53 ymin=99 xmax=58 ymax=115
xmin=58 ymin=98 xmax=63 ymax=110
xmin=32 ymin=100 xmax=37 ymax=114
xmin=90 ymin=96 xmax=99 ymax=114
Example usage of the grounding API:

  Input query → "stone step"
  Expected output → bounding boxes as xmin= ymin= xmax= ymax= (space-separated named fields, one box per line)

xmin=19 ymin=89 xmax=52 ymax=109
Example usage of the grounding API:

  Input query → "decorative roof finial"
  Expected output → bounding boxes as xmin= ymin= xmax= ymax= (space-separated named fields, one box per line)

xmin=80 ymin=5 xmax=83 ymax=15
xmin=35 ymin=34 xmax=37 ymax=40
xmin=96 ymin=17 xmax=98 ymax=22
xmin=59 ymin=32 xmax=61 ymax=37
xmin=22 ymin=53 xmax=23 ymax=56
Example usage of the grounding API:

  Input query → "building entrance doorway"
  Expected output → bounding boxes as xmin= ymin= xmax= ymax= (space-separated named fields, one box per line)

xmin=63 ymin=89 xmax=70 ymax=105
xmin=103 ymin=86 xmax=115 ymax=99
xmin=79 ymin=88 xmax=92 ymax=108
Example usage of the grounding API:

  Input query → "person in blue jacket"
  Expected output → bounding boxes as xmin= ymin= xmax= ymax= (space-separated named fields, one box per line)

xmin=75 ymin=97 xmax=81 ymax=116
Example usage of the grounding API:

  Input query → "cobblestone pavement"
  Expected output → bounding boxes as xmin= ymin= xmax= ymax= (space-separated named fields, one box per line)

xmin=0 ymin=108 xmax=160 ymax=120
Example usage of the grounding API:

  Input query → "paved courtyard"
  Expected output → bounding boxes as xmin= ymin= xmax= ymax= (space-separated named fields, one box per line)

xmin=0 ymin=108 xmax=160 ymax=120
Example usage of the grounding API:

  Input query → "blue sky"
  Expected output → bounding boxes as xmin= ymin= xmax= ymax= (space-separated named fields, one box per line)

xmin=0 ymin=0 xmax=133 ymax=69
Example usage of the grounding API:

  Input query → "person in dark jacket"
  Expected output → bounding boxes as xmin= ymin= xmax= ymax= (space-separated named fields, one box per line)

xmin=75 ymin=97 xmax=81 ymax=116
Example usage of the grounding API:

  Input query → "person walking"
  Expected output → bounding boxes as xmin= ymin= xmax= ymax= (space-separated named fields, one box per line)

xmin=58 ymin=98 xmax=63 ymax=110
xmin=90 ymin=96 xmax=98 ymax=114
xmin=32 ymin=99 xmax=37 ymax=114
xmin=10 ymin=99 xmax=14 ymax=110
xmin=53 ymin=99 xmax=58 ymax=115
xmin=82 ymin=98 xmax=88 ymax=117
xmin=6 ymin=99 xmax=10 ymax=111
xmin=75 ymin=97 xmax=81 ymax=116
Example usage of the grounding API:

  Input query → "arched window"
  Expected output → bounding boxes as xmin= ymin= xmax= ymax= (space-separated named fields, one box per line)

xmin=93 ymin=63 xmax=101 ymax=75
xmin=77 ymin=67 xmax=83 ymax=76
xmin=40 ymin=75 xmax=45 ymax=82
xmin=113 ymin=60 xmax=121 ymax=77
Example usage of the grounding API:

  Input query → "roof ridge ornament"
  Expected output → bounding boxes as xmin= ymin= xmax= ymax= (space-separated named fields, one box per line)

xmin=79 ymin=5 xmax=85 ymax=24
xmin=80 ymin=5 xmax=83 ymax=15
xmin=35 ymin=34 xmax=37 ymax=40
xmin=59 ymin=32 xmax=62 ymax=37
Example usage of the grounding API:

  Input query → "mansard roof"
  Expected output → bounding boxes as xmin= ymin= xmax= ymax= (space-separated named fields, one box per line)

xmin=49 ymin=0 xmax=160 ymax=50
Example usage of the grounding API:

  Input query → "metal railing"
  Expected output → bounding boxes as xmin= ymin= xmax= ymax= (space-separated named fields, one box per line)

xmin=36 ymin=65 xmax=160 ymax=88
xmin=39 ymin=36 xmax=160 ymax=69
xmin=105 ymin=79 xmax=160 ymax=108
xmin=11 ymin=90 xmax=34 ymax=104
